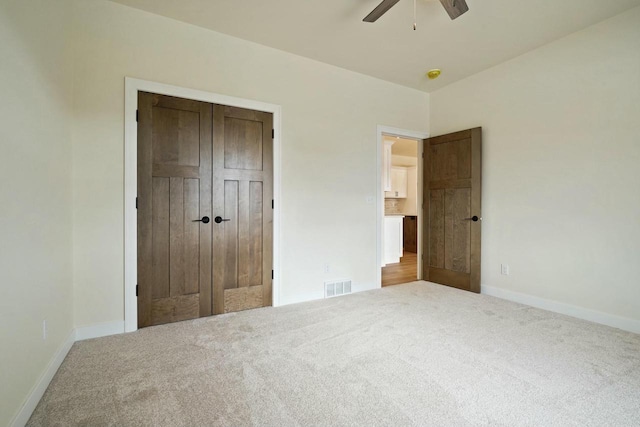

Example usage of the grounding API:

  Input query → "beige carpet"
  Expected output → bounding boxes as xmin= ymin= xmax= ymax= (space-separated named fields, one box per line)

xmin=28 ymin=282 xmax=640 ymax=426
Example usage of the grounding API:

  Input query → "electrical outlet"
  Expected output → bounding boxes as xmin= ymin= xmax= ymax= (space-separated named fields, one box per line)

xmin=324 ymin=263 xmax=330 ymax=274
xmin=365 ymin=196 xmax=374 ymax=204
xmin=501 ymin=264 xmax=510 ymax=275
xmin=42 ymin=320 xmax=47 ymax=341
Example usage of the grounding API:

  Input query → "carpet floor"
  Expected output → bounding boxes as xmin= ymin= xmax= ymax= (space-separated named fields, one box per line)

xmin=28 ymin=282 xmax=640 ymax=426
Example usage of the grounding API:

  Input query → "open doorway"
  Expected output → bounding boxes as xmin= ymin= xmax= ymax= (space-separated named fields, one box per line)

xmin=381 ymin=136 xmax=421 ymax=286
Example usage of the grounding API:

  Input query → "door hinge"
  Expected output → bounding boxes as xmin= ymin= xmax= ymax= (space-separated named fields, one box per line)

xmin=135 ymin=197 xmax=138 ymax=209
xmin=136 ymin=110 xmax=139 ymax=122
xmin=272 ymin=270 xmax=274 ymax=280
xmin=272 ymin=129 xmax=274 ymax=139
xmin=136 ymin=284 xmax=139 ymax=297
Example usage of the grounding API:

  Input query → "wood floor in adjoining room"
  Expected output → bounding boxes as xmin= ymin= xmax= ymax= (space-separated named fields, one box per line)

xmin=382 ymin=251 xmax=417 ymax=287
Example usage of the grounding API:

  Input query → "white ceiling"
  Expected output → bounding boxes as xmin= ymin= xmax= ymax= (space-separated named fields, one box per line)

xmin=109 ymin=0 xmax=640 ymax=92
xmin=386 ymin=137 xmax=418 ymax=158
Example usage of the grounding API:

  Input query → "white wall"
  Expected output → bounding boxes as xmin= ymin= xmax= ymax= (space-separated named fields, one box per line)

xmin=70 ymin=0 xmax=429 ymax=327
xmin=0 ymin=0 xmax=75 ymax=425
xmin=391 ymin=154 xmax=418 ymax=167
xmin=430 ymin=7 xmax=640 ymax=324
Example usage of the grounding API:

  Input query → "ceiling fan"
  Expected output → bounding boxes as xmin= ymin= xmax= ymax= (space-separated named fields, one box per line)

xmin=363 ymin=0 xmax=469 ymax=23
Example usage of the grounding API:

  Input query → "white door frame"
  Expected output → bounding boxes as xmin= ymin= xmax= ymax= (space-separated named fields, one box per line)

xmin=124 ymin=77 xmax=282 ymax=332
xmin=376 ymin=125 xmax=429 ymax=287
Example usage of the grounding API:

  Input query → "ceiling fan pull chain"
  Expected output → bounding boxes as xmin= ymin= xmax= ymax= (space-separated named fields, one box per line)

xmin=413 ymin=0 xmax=417 ymax=30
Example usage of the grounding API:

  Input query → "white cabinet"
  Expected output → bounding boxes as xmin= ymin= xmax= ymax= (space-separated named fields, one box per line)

xmin=383 ymin=141 xmax=394 ymax=192
xmin=403 ymin=166 xmax=418 ymax=215
xmin=392 ymin=167 xmax=407 ymax=198
xmin=383 ymin=215 xmax=404 ymax=265
xmin=385 ymin=167 xmax=407 ymax=199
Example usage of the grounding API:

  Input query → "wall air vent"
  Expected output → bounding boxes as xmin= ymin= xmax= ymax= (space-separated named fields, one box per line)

xmin=324 ymin=280 xmax=352 ymax=298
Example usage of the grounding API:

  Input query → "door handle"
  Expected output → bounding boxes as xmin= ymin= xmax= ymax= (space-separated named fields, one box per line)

xmin=214 ymin=216 xmax=231 ymax=224
xmin=463 ymin=216 xmax=481 ymax=222
xmin=193 ymin=216 xmax=210 ymax=224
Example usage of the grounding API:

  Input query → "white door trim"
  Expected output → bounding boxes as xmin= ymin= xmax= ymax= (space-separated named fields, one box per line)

xmin=124 ymin=77 xmax=282 ymax=332
xmin=376 ymin=125 xmax=429 ymax=287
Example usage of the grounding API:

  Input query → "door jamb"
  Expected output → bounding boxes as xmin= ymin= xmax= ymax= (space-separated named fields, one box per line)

xmin=376 ymin=125 xmax=429 ymax=287
xmin=124 ymin=77 xmax=282 ymax=332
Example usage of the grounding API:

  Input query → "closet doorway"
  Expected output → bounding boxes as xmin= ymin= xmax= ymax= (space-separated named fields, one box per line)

xmin=136 ymin=92 xmax=274 ymax=327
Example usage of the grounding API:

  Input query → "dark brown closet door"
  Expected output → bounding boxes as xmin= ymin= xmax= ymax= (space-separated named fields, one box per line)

xmin=137 ymin=92 xmax=213 ymax=327
xmin=212 ymin=105 xmax=273 ymax=314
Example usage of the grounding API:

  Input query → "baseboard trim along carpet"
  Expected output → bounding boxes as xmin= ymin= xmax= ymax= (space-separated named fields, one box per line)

xmin=481 ymin=284 xmax=640 ymax=334
xmin=13 ymin=321 xmax=126 ymax=426
xmin=75 ymin=320 xmax=126 ymax=341
xmin=11 ymin=329 xmax=76 ymax=427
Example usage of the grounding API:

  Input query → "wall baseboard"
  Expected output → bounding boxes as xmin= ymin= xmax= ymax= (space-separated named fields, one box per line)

xmin=481 ymin=285 xmax=640 ymax=334
xmin=11 ymin=329 xmax=76 ymax=427
xmin=11 ymin=320 xmax=126 ymax=426
xmin=75 ymin=320 xmax=125 ymax=341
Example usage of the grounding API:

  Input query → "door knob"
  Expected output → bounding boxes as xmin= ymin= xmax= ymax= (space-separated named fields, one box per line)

xmin=214 ymin=216 xmax=231 ymax=224
xmin=193 ymin=216 xmax=210 ymax=224
xmin=464 ymin=216 xmax=480 ymax=222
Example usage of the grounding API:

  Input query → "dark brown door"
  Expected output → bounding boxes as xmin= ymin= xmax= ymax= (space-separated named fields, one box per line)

xmin=137 ymin=92 xmax=213 ymax=327
xmin=212 ymin=105 xmax=273 ymax=314
xmin=422 ymin=128 xmax=482 ymax=292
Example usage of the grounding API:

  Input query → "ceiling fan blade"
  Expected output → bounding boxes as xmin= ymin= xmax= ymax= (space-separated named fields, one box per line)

xmin=363 ymin=0 xmax=402 ymax=23
xmin=439 ymin=0 xmax=469 ymax=20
